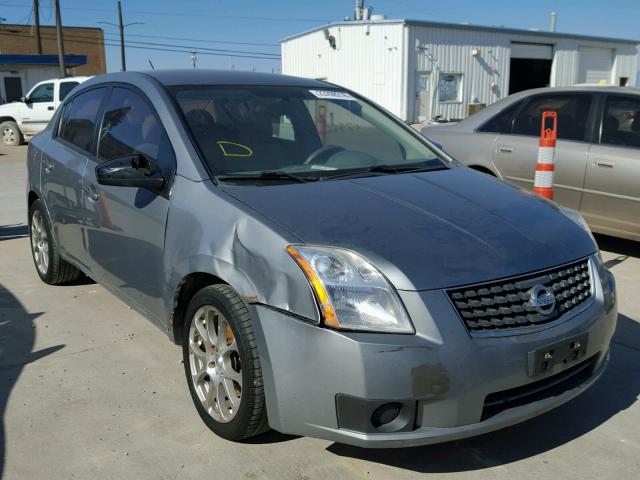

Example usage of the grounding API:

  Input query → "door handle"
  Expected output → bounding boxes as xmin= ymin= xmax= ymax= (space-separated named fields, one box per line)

xmin=47 ymin=106 xmax=54 ymax=111
xmin=593 ymin=160 xmax=615 ymax=168
xmin=498 ymin=146 xmax=513 ymax=154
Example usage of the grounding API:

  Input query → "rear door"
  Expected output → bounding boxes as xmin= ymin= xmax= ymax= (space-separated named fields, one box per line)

xmin=80 ymin=85 xmax=176 ymax=321
xmin=492 ymin=93 xmax=595 ymax=210
xmin=22 ymin=82 xmax=56 ymax=135
xmin=41 ymin=86 xmax=107 ymax=267
xmin=582 ymin=94 xmax=640 ymax=240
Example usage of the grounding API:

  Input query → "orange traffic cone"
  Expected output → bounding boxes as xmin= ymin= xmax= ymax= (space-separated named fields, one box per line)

xmin=532 ymin=111 xmax=557 ymax=200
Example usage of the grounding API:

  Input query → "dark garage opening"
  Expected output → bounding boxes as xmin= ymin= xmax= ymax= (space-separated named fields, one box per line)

xmin=509 ymin=58 xmax=552 ymax=94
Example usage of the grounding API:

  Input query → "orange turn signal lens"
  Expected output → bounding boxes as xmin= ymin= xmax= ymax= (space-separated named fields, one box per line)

xmin=286 ymin=245 xmax=340 ymax=329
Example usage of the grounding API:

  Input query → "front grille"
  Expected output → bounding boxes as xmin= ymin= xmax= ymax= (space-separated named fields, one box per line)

xmin=481 ymin=355 xmax=597 ymax=421
xmin=448 ymin=258 xmax=591 ymax=332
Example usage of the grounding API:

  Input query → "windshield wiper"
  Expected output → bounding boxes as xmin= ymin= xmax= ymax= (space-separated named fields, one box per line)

xmin=216 ymin=171 xmax=317 ymax=184
xmin=321 ymin=163 xmax=447 ymax=181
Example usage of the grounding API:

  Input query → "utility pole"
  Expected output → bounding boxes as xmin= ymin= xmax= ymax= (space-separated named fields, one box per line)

xmin=33 ymin=0 xmax=42 ymax=54
xmin=191 ymin=50 xmax=198 ymax=69
xmin=117 ymin=1 xmax=126 ymax=71
xmin=98 ymin=2 xmax=143 ymax=71
xmin=54 ymin=0 xmax=66 ymax=77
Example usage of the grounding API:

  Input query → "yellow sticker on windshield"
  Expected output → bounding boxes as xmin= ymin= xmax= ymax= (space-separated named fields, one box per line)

xmin=217 ymin=141 xmax=253 ymax=157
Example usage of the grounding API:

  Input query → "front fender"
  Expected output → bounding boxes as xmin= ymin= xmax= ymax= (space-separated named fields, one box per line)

xmin=163 ymin=176 xmax=320 ymax=336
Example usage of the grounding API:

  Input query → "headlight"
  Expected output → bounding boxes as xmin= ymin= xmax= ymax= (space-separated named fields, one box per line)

xmin=286 ymin=245 xmax=414 ymax=333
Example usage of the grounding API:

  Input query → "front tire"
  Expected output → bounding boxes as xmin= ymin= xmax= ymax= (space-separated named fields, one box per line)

xmin=0 ymin=121 xmax=23 ymax=146
xmin=29 ymin=199 xmax=81 ymax=284
xmin=182 ymin=284 xmax=269 ymax=440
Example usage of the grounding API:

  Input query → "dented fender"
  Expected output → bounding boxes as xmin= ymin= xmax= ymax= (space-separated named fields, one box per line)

xmin=163 ymin=175 xmax=320 ymax=335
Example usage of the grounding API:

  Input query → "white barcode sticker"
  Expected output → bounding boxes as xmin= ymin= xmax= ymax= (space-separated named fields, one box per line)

xmin=309 ymin=89 xmax=355 ymax=101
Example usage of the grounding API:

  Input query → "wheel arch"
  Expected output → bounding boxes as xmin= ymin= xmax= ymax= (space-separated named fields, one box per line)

xmin=0 ymin=116 xmax=18 ymax=124
xmin=28 ymin=190 xmax=39 ymax=209
xmin=171 ymin=272 xmax=229 ymax=345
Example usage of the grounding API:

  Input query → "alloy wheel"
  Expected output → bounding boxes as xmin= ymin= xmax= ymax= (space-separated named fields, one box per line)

xmin=31 ymin=210 xmax=49 ymax=275
xmin=188 ymin=305 xmax=243 ymax=423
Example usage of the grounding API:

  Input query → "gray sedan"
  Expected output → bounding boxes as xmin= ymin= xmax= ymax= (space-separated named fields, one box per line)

xmin=26 ymin=71 xmax=617 ymax=448
xmin=420 ymin=86 xmax=640 ymax=242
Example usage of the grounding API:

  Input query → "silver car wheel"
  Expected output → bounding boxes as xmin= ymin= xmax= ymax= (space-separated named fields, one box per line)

xmin=2 ymin=126 xmax=15 ymax=144
xmin=30 ymin=210 xmax=50 ymax=275
xmin=188 ymin=305 xmax=242 ymax=423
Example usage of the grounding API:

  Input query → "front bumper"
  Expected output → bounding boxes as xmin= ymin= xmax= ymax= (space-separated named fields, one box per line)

xmin=250 ymin=264 xmax=617 ymax=448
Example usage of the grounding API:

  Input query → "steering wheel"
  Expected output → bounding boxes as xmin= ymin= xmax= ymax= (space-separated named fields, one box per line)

xmin=303 ymin=145 xmax=345 ymax=165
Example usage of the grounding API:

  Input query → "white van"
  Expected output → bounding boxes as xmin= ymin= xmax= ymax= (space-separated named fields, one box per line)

xmin=0 ymin=76 xmax=91 ymax=145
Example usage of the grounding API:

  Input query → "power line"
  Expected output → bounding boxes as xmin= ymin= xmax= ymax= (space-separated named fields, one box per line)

xmin=0 ymin=30 xmax=281 ymax=60
xmin=124 ymin=32 xmax=279 ymax=48
xmin=0 ymin=2 xmax=329 ymax=23
xmin=0 ymin=29 xmax=281 ymax=58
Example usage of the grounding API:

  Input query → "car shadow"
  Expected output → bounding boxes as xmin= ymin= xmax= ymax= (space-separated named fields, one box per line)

xmin=240 ymin=430 xmax=301 ymax=445
xmin=0 ymin=283 xmax=64 ymax=477
xmin=0 ymin=224 xmax=28 ymax=242
xmin=327 ymin=313 xmax=640 ymax=473
xmin=595 ymin=234 xmax=640 ymax=269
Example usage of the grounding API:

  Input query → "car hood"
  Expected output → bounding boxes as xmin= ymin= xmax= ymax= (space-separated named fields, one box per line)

xmin=0 ymin=102 xmax=20 ymax=113
xmin=222 ymin=167 xmax=597 ymax=291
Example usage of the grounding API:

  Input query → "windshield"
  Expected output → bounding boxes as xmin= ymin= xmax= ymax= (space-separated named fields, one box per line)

xmin=170 ymin=85 xmax=449 ymax=182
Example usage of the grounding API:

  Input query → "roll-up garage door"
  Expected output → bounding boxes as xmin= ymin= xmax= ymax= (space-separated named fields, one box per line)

xmin=511 ymin=42 xmax=553 ymax=60
xmin=578 ymin=47 xmax=613 ymax=84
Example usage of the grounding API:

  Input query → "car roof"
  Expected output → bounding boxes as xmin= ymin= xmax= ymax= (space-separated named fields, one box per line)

xmin=141 ymin=69 xmax=332 ymax=88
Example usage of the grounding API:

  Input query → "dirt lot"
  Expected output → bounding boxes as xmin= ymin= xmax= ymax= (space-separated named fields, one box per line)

xmin=1 ymin=145 xmax=639 ymax=479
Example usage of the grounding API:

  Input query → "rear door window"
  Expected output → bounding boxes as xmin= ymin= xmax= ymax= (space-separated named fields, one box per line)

xmin=59 ymin=81 xmax=79 ymax=101
xmin=511 ymin=94 xmax=593 ymax=141
xmin=600 ymin=95 xmax=640 ymax=148
xmin=60 ymin=87 xmax=106 ymax=153
xmin=97 ymin=87 xmax=175 ymax=172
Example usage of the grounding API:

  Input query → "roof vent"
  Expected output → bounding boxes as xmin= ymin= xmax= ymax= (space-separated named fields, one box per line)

xmin=371 ymin=14 xmax=386 ymax=22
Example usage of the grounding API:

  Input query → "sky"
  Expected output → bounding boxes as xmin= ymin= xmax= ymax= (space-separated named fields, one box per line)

xmin=0 ymin=0 xmax=638 ymax=73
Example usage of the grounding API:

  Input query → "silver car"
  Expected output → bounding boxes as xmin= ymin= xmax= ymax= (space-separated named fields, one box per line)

xmin=421 ymin=87 xmax=640 ymax=242
xmin=26 ymin=71 xmax=617 ymax=448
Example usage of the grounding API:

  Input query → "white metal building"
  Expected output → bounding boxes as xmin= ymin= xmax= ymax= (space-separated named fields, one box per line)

xmin=281 ymin=19 xmax=639 ymax=123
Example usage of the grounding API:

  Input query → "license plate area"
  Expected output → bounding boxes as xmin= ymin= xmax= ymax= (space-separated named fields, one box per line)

xmin=528 ymin=333 xmax=589 ymax=377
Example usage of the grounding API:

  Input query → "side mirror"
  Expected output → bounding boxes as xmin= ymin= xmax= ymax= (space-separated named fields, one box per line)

xmin=96 ymin=154 xmax=165 ymax=193
xmin=21 ymin=96 xmax=31 ymax=104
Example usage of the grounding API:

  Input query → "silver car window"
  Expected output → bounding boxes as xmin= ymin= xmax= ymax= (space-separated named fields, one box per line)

xmin=512 ymin=94 xmax=593 ymax=141
xmin=601 ymin=95 xmax=640 ymax=148
xmin=59 ymin=87 xmax=106 ymax=154
xmin=97 ymin=87 xmax=175 ymax=171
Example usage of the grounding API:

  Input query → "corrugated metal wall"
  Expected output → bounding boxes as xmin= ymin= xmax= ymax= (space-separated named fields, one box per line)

xmin=409 ymin=26 xmax=638 ymax=121
xmin=408 ymin=26 xmax=511 ymax=121
xmin=281 ymin=23 xmax=406 ymax=118
xmin=283 ymin=22 xmax=638 ymax=122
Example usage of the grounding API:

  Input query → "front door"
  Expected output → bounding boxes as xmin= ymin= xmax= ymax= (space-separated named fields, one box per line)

xmin=414 ymin=72 xmax=431 ymax=123
xmin=80 ymin=86 xmax=175 ymax=321
xmin=582 ymin=94 xmax=640 ymax=239
xmin=22 ymin=82 xmax=56 ymax=135
xmin=492 ymin=93 xmax=595 ymax=210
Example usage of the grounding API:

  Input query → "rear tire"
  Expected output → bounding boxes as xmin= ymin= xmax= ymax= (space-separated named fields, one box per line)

xmin=0 ymin=121 xmax=23 ymax=146
xmin=29 ymin=199 xmax=82 ymax=284
xmin=182 ymin=284 xmax=269 ymax=441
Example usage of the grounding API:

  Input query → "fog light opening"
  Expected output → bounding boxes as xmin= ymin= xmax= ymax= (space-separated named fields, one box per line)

xmin=371 ymin=402 xmax=402 ymax=428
